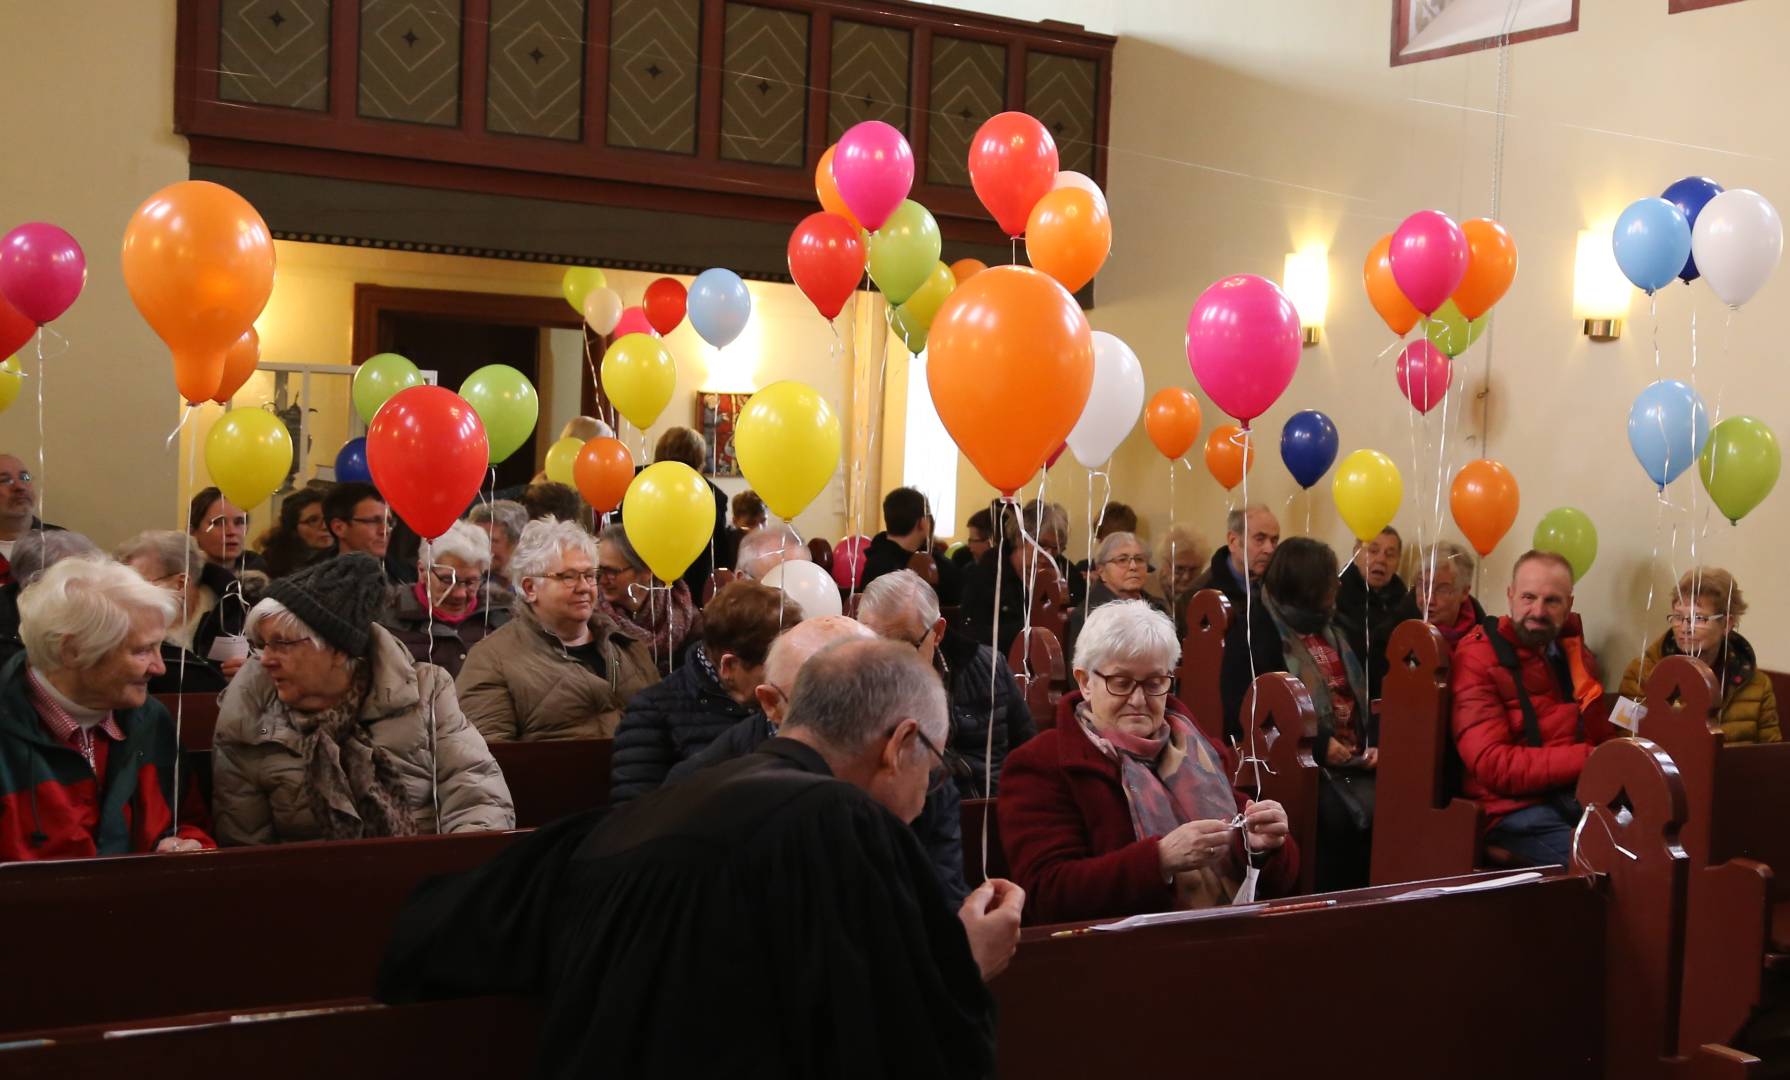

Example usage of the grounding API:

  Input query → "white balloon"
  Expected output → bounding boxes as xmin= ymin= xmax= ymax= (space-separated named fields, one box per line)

xmin=1691 ymin=189 xmax=1783 ymax=308
xmin=1066 ymin=331 xmax=1146 ymax=469
xmin=1051 ymin=170 xmax=1109 ymax=216
xmin=763 ymin=559 xmax=843 ymax=620
xmin=582 ymin=286 xmax=624 ymax=335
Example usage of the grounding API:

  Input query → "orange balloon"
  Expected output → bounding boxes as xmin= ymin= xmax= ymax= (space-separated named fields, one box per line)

xmin=1450 ymin=458 xmax=1520 ymax=557
xmin=949 ymin=258 xmax=987 ymax=284
xmin=121 ymin=181 xmax=276 ymax=404
xmin=1452 ymin=218 xmax=1518 ymax=319
xmin=1204 ymin=425 xmax=1254 ymax=490
xmin=927 ymin=265 xmax=1093 ymax=496
xmin=1363 ymin=234 xmax=1422 ymax=337
xmin=1144 ymin=387 xmax=1202 ymax=459
xmin=574 ymin=436 xmax=635 ymax=514
xmin=1024 ymin=188 xmax=1111 ymax=293
xmin=815 ymin=145 xmax=865 ymax=234
xmin=212 ymin=327 xmax=260 ymax=405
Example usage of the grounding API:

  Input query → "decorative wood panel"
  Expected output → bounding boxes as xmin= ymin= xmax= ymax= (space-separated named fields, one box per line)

xmin=218 ymin=0 xmax=331 ymax=110
xmin=606 ymin=0 xmax=700 ymax=153
xmin=926 ymin=36 xmax=1004 ymax=187
xmin=1025 ymin=52 xmax=1096 ymax=175
xmin=358 ymin=0 xmax=464 ymax=126
xmin=487 ymin=0 xmax=586 ymax=139
xmin=720 ymin=4 xmax=809 ymax=167
xmin=827 ymin=20 xmax=909 ymax=140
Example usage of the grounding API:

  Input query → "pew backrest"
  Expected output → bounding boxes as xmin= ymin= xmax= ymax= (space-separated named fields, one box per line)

xmin=487 ymin=738 xmax=613 ymax=828
xmin=1370 ymin=619 xmax=1481 ymax=885
xmin=155 ymin=692 xmax=223 ymax=753
xmin=1007 ymin=626 xmax=1066 ymax=733
xmin=1235 ymin=671 xmax=1318 ymax=896
xmin=807 ymin=537 xmax=833 ymax=574
xmin=906 ymin=550 xmax=939 ymax=586
xmin=1175 ymin=588 xmax=1231 ymax=746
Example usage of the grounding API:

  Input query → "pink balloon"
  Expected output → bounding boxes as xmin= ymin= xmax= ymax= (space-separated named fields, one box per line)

xmin=831 ymin=534 xmax=871 ymax=590
xmin=1185 ymin=274 xmax=1302 ymax=426
xmin=612 ymin=306 xmax=656 ymax=339
xmin=1396 ymin=340 xmax=1453 ymax=415
xmin=0 ymin=223 xmax=86 ymax=325
xmin=832 ymin=121 xmax=914 ymax=232
xmin=1389 ymin=210 xmax=1468 ymax=316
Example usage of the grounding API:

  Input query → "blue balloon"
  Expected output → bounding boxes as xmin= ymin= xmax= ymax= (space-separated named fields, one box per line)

xmin=335 ymin=437 xmax=372 ymax=484
xmin=1612 ymin=197 xmax=1692 ymax=294
xmin=1280 ymin=409 xmax=1339 ymax=489
xmin=1627 ymin=380 xmax=1709 ymax=489
xmin=1661 ymin=176 xmax=1724 ymax=282
xmin=687 ymin=268 xmax=752 ymax=349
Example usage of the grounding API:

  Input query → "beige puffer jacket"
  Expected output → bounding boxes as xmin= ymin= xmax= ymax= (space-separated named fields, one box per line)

xmin=454 ymin=605 xmax=661 ymax=742
xmin=211 ymin=624 xmax=515 ymax=845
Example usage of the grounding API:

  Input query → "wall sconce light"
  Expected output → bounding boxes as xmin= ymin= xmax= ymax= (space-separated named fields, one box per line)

xmin=1282 ymin=249 xmax=1328 ymax=347
xmin=1573 ymin=228 xmax=1629 ymax=341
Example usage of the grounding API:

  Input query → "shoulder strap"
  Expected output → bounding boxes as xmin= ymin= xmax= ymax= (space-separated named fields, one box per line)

xmin=1480 ymin=617 xmax=1543 ymax=748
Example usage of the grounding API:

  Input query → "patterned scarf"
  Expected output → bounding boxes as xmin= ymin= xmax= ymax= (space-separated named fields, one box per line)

xmin=412 ymin=580 xmax=479 ymax=626
xmin=1075 ymin=702 xmax=1243 ymax=908
xmin=598 ymin=578 xmax=696 ymax=662
xmin=287 ymin=667 xmax=417 ymax=840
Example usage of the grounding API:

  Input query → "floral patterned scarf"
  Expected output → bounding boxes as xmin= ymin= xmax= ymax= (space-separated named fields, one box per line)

xmin=597 ymin=578 xmax=697 ymax=663
xmin=288 ymin=668 xmax=417 ymax=840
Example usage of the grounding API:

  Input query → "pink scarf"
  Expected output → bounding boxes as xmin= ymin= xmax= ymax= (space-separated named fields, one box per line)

xmin=413 ymin=581 xmax=479 ymax=626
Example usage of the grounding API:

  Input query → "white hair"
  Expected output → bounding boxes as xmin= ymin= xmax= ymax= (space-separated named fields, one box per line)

xmin=510 ymin=516 xmax=598 ymax=582
xmin=19 ymin=555 xmax=179 ymax=673
xmin=858 ymin=570 xmax=939 ymax=636
xmin=242 ymin=597 xmax=327 ymax=651
xmin=12 ymin=530 xmax=101 ymax=587
xmin=559 ymin=415 xmax=614 ymax=442
xmin=466 ymin=499 xmax=528 ymax=545
xmin=1094 ymin=531 xmax=1145 ymax=566
xmin=1409 ymin=539 xmax=1476 ymax=585
xmin=735 ymin=524 xmax=809 ymax=581
xmin=418 ymin=520 xmax=493 ymax=571
xmin=113 ymin=529 xmax=205 ymax=582
xmin=1073 ymin=599 xmax=1180 ymax=675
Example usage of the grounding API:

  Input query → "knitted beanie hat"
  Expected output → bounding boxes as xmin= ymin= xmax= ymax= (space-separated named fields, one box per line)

xmin=265 ymin=553 xmax=385 ymax=658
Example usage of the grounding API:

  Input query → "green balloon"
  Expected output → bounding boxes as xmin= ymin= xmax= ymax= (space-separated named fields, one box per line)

xmin=460 ymin=364 xmax=540 ymax=464
xmin=1699 ymin=415 xmax=1781 ymax=524
xmin=868 ymin=200 xmax=942 ymax=305
xmin=890 ymin=303 xmax=929 ymax=355
xmin=353 ymin=352 xmax=424 ymax=425
xmin=1532 ymin=507 xmax=1597 ymax=582
xmin=1425 ymin=299 xmax=1488 ymax=358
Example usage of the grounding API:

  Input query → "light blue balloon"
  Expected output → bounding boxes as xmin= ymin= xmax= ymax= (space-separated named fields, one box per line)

xmin=1612 ymin=197 xmax=1692 ymax=294
xmin=687 ymin=268 xmax=752 ymax=349
xmin=1627 ymin=379 xmax=1710 ymax=489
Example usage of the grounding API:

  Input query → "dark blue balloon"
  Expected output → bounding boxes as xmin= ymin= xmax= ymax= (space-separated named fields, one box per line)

xmin=1280 ymin=410 xmax=1338 ymax=490
xmin=1662 ymin=176 xmax=1724 ymax=282
xmin=335 ymin=437 xmax=372 ymax=484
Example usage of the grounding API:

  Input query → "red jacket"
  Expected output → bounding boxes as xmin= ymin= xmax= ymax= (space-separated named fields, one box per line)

xmin=997 ymin=692 xmax=1299 ymax=926
xmin=1449 ymin=614 xmax=1615 ymax=826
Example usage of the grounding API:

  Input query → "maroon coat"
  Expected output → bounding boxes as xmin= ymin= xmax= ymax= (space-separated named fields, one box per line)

xmin=997 ymin=692 xmax=1300 ymax=926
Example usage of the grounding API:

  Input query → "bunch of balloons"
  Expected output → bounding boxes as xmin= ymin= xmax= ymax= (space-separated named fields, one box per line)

xmin=1364 ymin=212 xmax=1517 ymax=385
xmin=1615 ymin=177 xmax=1782 ymax=306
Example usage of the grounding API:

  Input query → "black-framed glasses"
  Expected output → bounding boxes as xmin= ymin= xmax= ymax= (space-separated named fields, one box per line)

xmin=1094 ymin=670 xmax=1173 ymax=698
xmin=914 ymin=726 xmax=972 ymax=794
xmin=349 ymin=514 xmax=389 ymax=531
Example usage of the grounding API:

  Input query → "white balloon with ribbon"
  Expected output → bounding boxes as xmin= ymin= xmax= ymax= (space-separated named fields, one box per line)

xmin=1066 ymin=331 xmax=1145 ymax=469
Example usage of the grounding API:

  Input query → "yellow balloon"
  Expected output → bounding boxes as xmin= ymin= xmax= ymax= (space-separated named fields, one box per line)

xmin=205 ymin=407 xmax=292 ymax=511
xmin=0 ymin=357 xmax=21 ymax=414
xmin=891 ymin=262 xmax=956 ymax=354
xmin=561 ymin=266 xmax=607 ymax=316
xmin=544 ymin=436 xmax=582 ymax=486
xmin=1332 ymin=449 xmax=1403 ymax=542
xmin=601 ymin=333 xmax=677 ymax=429
xmin=621 ymin=461 xmax=716 ymax=582
xmin=734 ymin=381 xmax=841 ymax=520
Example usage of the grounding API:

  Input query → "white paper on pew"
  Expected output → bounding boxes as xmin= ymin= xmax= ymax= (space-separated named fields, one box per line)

xmin=1609 ymin=696 xmax=1646 ymax=733
xmin=1386 ymin=870 xmax=1544 ymax=902
xmin=1234 ymin=865 xmax=1260 ymax=905
xmin=207 ymin=633 xmax=249 ymax=662
xmin=1090 ymin=901 xmax=1268 ymax=932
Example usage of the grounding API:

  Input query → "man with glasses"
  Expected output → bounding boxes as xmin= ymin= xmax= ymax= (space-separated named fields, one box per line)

xmin=1062 ymin=531 xmax=1170 ymax=662
xmin=322 ymin=482 xmax=389 ymax=560
xmin=0 ymin=454 xmax=60 ymax=587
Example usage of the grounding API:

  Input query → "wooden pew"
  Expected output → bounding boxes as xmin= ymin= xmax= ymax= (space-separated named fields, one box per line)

xmin=155 ymin=691 xmax=223 ymax=753
xmin=806 ymin=536 xmax=833 ymax=574
xmin=487 ymin=738 xmax=613 ymax=828
xmin=1233 ymin=670 xmax=1319 ymax=896
xmin=961 ymin=797 xmax=1009 ymax=883
xmin=1028 ymin=558 xmax=1071 ymax=645
xmin=1174 ymin=588 xmax=1231 ymax=745
xmin=1006 ymin=626 xmax=1065 ymax=733
xmin=906 ymin=549 xmax=940 ymax=586
xmin=700 ymin=568 xmax=737 ymax=604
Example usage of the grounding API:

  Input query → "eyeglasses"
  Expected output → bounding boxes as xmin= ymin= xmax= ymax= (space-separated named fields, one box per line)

xmin=0 ymin=470 xmax=33 ymax=487
xmin=1667 ymin=613 xmax=1725 ymax=628
xmin=595 ymin=565 xmax=632 ymax=581
xmin=251 ymin=636 xmax=316 ymax=658
xmin=1103 ymin=554 xmax=1148 ymax=568
xmin=349 ymin=515 xmax=389 ymax=531
xmin=541 ymin=569 xmax=601 ymax=587
xmin=204 ymin=514 xmax=249 ymax=532
xmin=1094 ymin=670 xmax=1174 ymax=698
xmin=428 ymin=567 xmax=485 ymax=593
xmin=914 ymin=726 xmax=972 ymax=794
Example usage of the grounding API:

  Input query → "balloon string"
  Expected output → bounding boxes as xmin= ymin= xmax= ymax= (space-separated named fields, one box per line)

xmin=1635 ymin=492 xmax=1668 ymax=686
xmin=983 ymin=499 xmax=1012 ymax=876
xmin=1234 ymin=424 xmax=1265 ymax=788
xmin=34 ymin=329 xmax=48 ymax=535
xmin=427 ymin=566 xmax=442 ymax=829
xmin=1083 ymin=469 xmax=1096 ymax=627
xmin=482 ymin=467 xmax=496 ymax=632
xmin=170 ymin=416 xmax=198 ymax=842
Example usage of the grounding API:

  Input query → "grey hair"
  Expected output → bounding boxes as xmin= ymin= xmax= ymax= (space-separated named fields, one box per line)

xmin=243 ymin=597 xmax=328 ymax=652
xmin=418 ymin=519 xmax=493 ymax=570
xmin=559 ymin=415 xmax=613 ymax=442
xmin=858 ymin=570 xmax=940 ymax=635
xmin=781 ymin=637 xmax=948 ymax=754
xmin=113 ymin=530 xmax=205 ymax=583
xmin=1094 ymin=531 xmax=1145 ymax=566
xmin=510 ymin=516 xmax=599 ymax=582
xmin=1411 ymin=540 xmax=1476 ymax=584
xmin=735 ymin=524 xmax=809 ymax=580
xmin=466 ymin=499 xmax=528 ymax=545
xmin=1019 ymin=499 xmax=1070 ymax=545
xmin=1226 ymin=504 xmax=1273 ymax=540
xmin=11 ymin=530 xmax=101 ymax=587
xmin=19 ymin=555 xmax=179 ymax=673
xmin=600 ymin=523 xmax=650 ymax=575
xmin=1072 ymin=599 xmax=1180 ymax=675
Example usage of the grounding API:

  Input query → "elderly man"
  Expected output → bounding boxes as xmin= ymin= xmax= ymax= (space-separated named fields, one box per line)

xmin=1451 ymin=550 xmax=1615 ymax=867
xmin=733 ymin=522 xmax=811 ymax=582
xmin=323 ymin=482 xmax=389 ymax=560
xmin=0 ymin=454 xmax=59 ymax=586
xmin=466 ymin=499 xmax=527 ymax=593
xmin=0 ymin=557 xmax=213 ymax=860
xmin=861 ymin=486 xmax=960 ymax=603
xmin=1063 ymin=531 xmax=1170 ymax=661
xmin=1190 ymin=504 xmax=1279 ymax=613
xmin=1336 ymin=526 xmax=1405 ymax=696
xmin=381 ymin=637 xmax=1020 ymax=1078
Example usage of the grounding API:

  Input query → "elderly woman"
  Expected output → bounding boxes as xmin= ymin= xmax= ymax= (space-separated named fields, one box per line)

xmin=466 ymin=499 xmax=527 ymax=593
xmin=457 ymin=518 xmax=659 ymax=741
xmin=382 ymin=520 xmax=513 ymax=678
xmin=255 ymin=490 xmax=333 ymax=579
xmin=1221 ymin=536 xmax=1374 ymax=892
xmin=115 ymin=530 xmax=235 ymax=693
xmin=1620 ymin=567 xmax=1779 ymax=744
xmin=1158 ymin=525 xmax=1206 ymax=637
xmin=0 ymin=556 xmax=213 ymax=860
xmin=1365 ymin=540 xmax=1484 ymax=694
xmin=999 ymin=600 xmax=1294 ymax=923
xmin=609 ymin=579 xmax=801 ymax=805
xmin=597 ymin=523 xmax=697 ymax=667
xmin=1063 ymin=531 xmax=1170 ymax=661
xmin=211 ymin=554 xmax=513 ymax=845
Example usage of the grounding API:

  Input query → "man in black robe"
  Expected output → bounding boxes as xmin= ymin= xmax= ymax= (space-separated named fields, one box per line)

xmin=378 ymin=637 xmax=1024 ymax=1079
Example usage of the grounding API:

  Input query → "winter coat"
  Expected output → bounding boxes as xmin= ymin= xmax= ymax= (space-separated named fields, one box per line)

xmin=1219 ymin=593 xmax=1369 ymax=752
xmin=1188 ymin=545 xmax=1249 ymax=619
xmin=211 ymin=624 xmax=515 ymax=845
xmin=939 ymin=627 xmax=1034 ymax=798
xmin=1334 ymin=563 xmax=1406 ymax=700
xmin=958 ymin=554 xmax=1030 ymax=658
xmin=1062 ymin=581 xmax=1171 ymax=667
xmin=861 ymin=533 xmax=963 ymax=605
xmin=609 ymin=648 xmax=758 ymax=806
xmin=455 ymin=605 xmax=660 ymax=742
xmin=380 ymin=583 xmax=515 ymax=679
xmin=1619 ymin=630 xmax=1780 ymax=745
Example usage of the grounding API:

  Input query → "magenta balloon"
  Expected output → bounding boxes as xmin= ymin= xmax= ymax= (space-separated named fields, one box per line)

xmin=1396 ymin=339 xmax=1453 ymax=415
xmin=1388 ymin=210 xmax=1468 ymax=316
xmin=0 ymin=223 xmax=86 ymax=325
xmin=832 ymin=121 xmax=915 ymax=232
xmin=830 ymin=534 xmax=871 ymax=590
xmin=612 ymin=306 xmax=656 ymax=339
xmin=1184 ymin=273 xmax=1302 ymax=426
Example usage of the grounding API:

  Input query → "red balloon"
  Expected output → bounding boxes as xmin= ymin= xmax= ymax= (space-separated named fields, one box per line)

xmin=967 ymin=112 xmax=1059 ymax=238
xmin=0 ymin=290 xmax=31 ymax=361
xmin=643 ymin=277 xmax=687 ymax=336
xmin=1396 ymin=340 xmax=1453 ymax=415
xmin=787 ymin=212 xmax=865 ymax=320
xmin=366 ymin=385 xmax=489 ymax=540
xmin=1046 ymin=442 xmax=1067 ymax=470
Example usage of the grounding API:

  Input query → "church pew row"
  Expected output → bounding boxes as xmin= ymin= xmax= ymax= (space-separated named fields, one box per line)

xmin=1232 ymin=670 xmax=1321 ymax=896
xmin=1176 ymin=587 xmax=1232 ymax=746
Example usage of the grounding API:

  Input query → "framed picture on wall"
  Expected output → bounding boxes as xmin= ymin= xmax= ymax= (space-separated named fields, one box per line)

xmin=1390 ymin=0 xmax=1578 ymax=66
xmin=696 ymin=392 xmax=749 ymax=477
